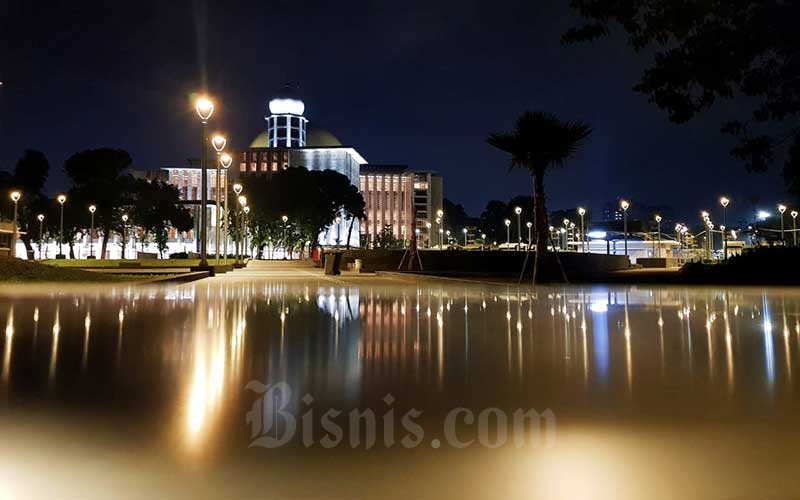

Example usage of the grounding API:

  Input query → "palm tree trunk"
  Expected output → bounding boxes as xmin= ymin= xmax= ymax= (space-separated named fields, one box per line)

xmin=532 ymin=170 xmax=548 ymax=285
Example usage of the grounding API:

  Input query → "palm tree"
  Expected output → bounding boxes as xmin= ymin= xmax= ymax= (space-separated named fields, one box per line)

xmin=487 ymin=111 xmax=591 ymax=283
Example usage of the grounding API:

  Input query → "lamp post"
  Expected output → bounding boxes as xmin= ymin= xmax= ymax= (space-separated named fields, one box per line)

xmin=445 ymin=230 xmax=451 ymax=248
xmin=514 ymin=206 xmax=522 ymax=250
xmin=481 ymin=233 xmax=487 ymax=249
xmin=654 ymin=215 xmax=662 ymax=258
xmin=778 ymin=204 xmax=787 ymax=243
xmin=526 ymin=221 xmax=533 ymax=247
xmin=220 ymin=153 xmax=232 ymax=263
xmin=334 ymin=216 xmax=342 ymax=247
xmin=792 ymin=210 xmax=798 ymax=247
xmin=282 ymin=215 xmax=289 ymax=259
xmin=10 ymin=191 xmax=20 ymax=258
xmin=701 ymin=211 xmax=710 ymax=259
xmin=88 ymin=205 xmax=96 ymax=259
xmin=620 ymin=200 xmax=629 ymax=257
xmin=578 ymin=207 xmax=586 ymax=252
xmin=569 ymin=222 xmax=576 ymax=251
xmin=211 ymin=134 xmax=227 ymax=262
xmin=121 ymin=213 xmax=129 ymax=259
xmin=720 ymin=197 xmax=730 ymax=259
xmin=195 ymin=95 xmax=214 ymax=267
xmin=37 ymin=214 xmax=45 ymax=259
xmin=504 ymin=219 xmax=511 ymax=248
xmin=233 ymin=183 xmax=243 ymax=259
xmin=436 ymin=209 xmax=444 ymax=250
xmin=243 ymin=206 xmax=250 ymax=259
xmin=706 ymin=221 xmax=714 ymax=259
xmin=462 ymin=227 xmax=468 ymax=246
xmin=57 ymin=194 xmax=67 ymax=258
xmin=425 ymin=222 xmax=432 ymax=249
xmin=238 ymin=196 xmax=247 ymax=260
xmin=438 ymin=228 xmax=444 ymax=249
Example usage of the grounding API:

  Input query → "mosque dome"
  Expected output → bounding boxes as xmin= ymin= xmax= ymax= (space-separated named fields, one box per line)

xmin=250 ymin=131 xmax=269 ymax=148
xmin=305 ymin=126 xmax=342 ymax=147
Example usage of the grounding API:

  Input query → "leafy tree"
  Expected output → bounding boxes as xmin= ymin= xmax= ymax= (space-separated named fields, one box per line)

xmin=128 ymin=177 xmax=193 ymax=257
xmin=488 ymin=111 xmax=591 ymax=283
xmin=443 ymin=198 xmax=478 ymax=233
xmin=0 ymin=150 xmax=51 ymax=258
xmin=479 ymin=200 xmax=508 ymax=242
xmin=64 ymin=148 xmax=132 ymax=258
xmin=564 ymin=0 xmax=800 ymax=196
xmin=342 ymin=185 xmax=366 ymax=250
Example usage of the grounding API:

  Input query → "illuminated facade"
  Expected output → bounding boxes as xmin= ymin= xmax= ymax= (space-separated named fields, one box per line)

xmin=359 ymin=165 xmax=443 ymax=246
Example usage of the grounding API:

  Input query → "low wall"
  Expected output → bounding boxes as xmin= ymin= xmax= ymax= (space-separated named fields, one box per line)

xmin=340 ymin=250 xmax=629 ymax=282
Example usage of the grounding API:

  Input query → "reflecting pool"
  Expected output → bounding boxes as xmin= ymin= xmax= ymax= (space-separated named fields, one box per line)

xmin=1 ymin=280 xmax=800 ymax=499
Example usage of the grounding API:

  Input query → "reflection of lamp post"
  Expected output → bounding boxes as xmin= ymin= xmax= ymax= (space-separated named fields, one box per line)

xmin=121 ymin=213 xmax=129 ymax=259
xmin=720 ymin=197 xmax=730 ymax=259
xmin=281 ymin=215 xmax=289 ymax=260
xmin=57 ymin=194 xmax=67 ymax=258
xmin=504 ymin=219 xmax=511 ymax=248
xmin=514 ymin=206 xmax=522 ymax=250
xmin=211 ymin=134 xmax=227 ymax=262
xmin=792 ymin=210 xmax=798 ymax=247
xmin=578 ymin=207 xmax=586 ymax=252
xmin=778 ymin=204 xmax=787 ymax=243
xmin=195 ymin=95 xmax=215 ymax=267
xmin=620 ymin=200 xmax=629 ymax=256
xmin=10 ymin=191 xmax=20 ymax=258
xmin=88 ymin=205 xmax=96 ymax=259
xmin=220 ymin=153 xmax=232 ymax=263
xmin=654 ymin=214 xmax=662 ymax=258
xmin=37 ymin=214 xmax=45 ymax=259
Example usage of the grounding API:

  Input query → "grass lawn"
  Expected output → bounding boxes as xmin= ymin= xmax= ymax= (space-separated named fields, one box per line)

xmin=40 ymin=258 xmax=237 ymax=268
xmin=0 ymin=259 xmax=153 ymax=283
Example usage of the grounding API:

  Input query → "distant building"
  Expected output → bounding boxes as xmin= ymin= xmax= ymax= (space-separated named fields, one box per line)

xmin=359 ymin=165 xmax=442 ymax=247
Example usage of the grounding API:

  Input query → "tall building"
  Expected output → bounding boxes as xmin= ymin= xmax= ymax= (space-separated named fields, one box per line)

xmin=359 ymin=165 xmax=443 ymax=247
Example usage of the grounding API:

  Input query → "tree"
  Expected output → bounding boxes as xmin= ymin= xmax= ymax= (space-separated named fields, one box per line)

xmin=0 ymin=150 xmax=51 ymax=258
xmin=564 ymin=1 xmax=800 ymax=196
xmin=64 ymin=148 xmax=133 ymax=258
xmin=443 ymin=198 xmax=477 ymax=233
xmin=128 ymin=178 xmax=193 ymax=257
xmin=479 ymin=200 xmax=509 ymax=242
xmin=342 ymin=185 xmax=366 ymax=250
xmin=488 ymin=111 xmax=591 ymax=283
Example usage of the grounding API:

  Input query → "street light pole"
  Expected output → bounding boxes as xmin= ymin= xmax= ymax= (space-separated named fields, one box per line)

xmin=720 ymin=197 xmax=730 ymax=259
xmin=211 ymin=135 xmax=227 ymax=262
xmin=436 ymin=209 xmax=444 ymax=250
xmin=504 ymin=219 xmax=511 ymax=248
xmin=778 ymin=204 xmax=787 ymax=244
xmin=281 ymin=215 xmax=289 ymax=260
xmin=792 ymin=211 xmax=798 ymax=247
xmin=578 ymin=207 xmax=586 ymax=252
xmin=243 ymin=206 xmax=250 ymax=259
xmin=88 ymin=205 xmax=96 ymax=259
xmin=57 ymin=194 xmax=67 ymax=258
xmin=195 ymin=96 xmax=214 ymax=267
xmin=220 ymin=153 xmax=232 ymax=263
xmin=620 ymin=200 xmax=629 ymax=257
xmin=121 ymin=214 xmax=129 ymax=260
xmin=37 ymin=214 xmax=44 ymax=259
xmin=655 ymin=215 xmax=662 ymax=258
xmin=10 ymin=191 xmax=20 ymax=258
xmin=526 ymin=221 xmax=533 ymax=248
xmin=462 ymin=227 xmax=468 ymax=246
xmin=514 ymin=206 xmax=522 ymax=251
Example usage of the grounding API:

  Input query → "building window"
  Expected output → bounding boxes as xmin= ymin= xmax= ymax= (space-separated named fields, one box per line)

xmin=261 ymin=162 xmax=268 ymax=172
xmin=250 ymin=162 xmax=257 ymax=172
xmin=240 ymin=162 xmax=246 ymax=172
xmin=272 ymin=162 xmax=278 ymax=171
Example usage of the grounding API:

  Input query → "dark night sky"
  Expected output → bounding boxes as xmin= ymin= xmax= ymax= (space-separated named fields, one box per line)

xmin=0 ymin=0 xmax=787 ymax=224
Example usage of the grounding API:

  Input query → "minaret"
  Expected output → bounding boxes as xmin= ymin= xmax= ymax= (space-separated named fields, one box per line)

xmin=264 ymin=85 xmax=307 ymax=148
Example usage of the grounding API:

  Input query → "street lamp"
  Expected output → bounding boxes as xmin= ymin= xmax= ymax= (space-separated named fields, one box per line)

xmin=243 ymin=206 xmax=250 ymax=259
xmin=282 ymin=215 xmax=289 ymax=259
xmin=654 ymin=214 xmax=662 ymax=258
xmin=778 ymin=204 xmax=787 ymax=243
xmin=88 ymin=205 xmax=96 ymax=259
xmin=425 ymin=221 xmax=432 ymax=249
xmin=504 ymin=219 xmax=511 ymax=248
xmin=37 ymin=214 xmax=45 ymax=259
xmin=578 ymin=207 xmax=586 ymax=252
xmin=462 ymin=227 xmax=468 ymax=246
xmin=121 ymin=213 xmax=129 ymax=259
xmin=10 ymin=191 xmax=20 ymax=258
xmin=792 ymin=210 xmax=799 ymax=247
xmin=57 ymin=194 xmax=67 ymax=258
xmin=481 ymin=233 xmax=487 ymax=248
xmin=526 ymin=221 xmax=533 ymax=247
xmin=706 ymin=221 xmax=714 ymax=259
xmin=514 ymin=206 xmax=522 ymax=250
xmin=195 ymin=95 xmax=215 ymax=267
xmin=237 ymin=196 xmax=247 ymax=260
xmin=720 ymin=197 xmax=730 ymax=259
xmin=620 ymin=200 xmax=630 ymax=256
xmin=334 ymin=216 xmax=342 ymax=247
xmin=220 ymin=152 xmax=232 ymax=263
xmin=211 ymin=134 xmax=227 ymax=262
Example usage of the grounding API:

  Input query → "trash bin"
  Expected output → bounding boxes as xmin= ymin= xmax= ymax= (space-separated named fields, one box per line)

xmin=324 ymin=252 xmax=342 ymax=275
xmin=354 ymin=259 xmax=362 ymax=273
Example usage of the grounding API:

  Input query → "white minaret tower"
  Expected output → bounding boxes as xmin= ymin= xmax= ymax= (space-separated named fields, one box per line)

xmin=265 ymin=86 xmax=307 ymax=148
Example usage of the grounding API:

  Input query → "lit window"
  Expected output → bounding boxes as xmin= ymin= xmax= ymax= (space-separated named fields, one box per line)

xmin=240 ymin=162 xmax=246 ymax=172
xmin=261 ymin=162 xmax=268 ymax=171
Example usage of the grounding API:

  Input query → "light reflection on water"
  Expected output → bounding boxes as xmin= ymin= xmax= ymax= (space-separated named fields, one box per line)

xmin=1 ymin=282 xmax=800 ymax=497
